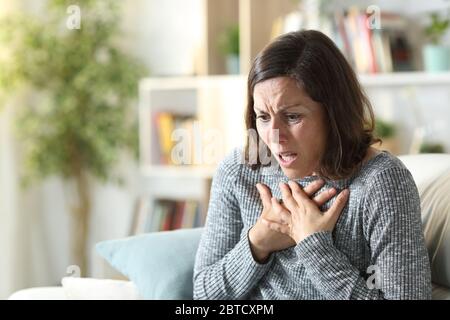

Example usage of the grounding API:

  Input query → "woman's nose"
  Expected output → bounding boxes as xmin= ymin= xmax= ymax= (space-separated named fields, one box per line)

xmin=270 ymin=116 xmax=283 ymax=130
xmin=269 ymin=118 xmax=288 ymax=143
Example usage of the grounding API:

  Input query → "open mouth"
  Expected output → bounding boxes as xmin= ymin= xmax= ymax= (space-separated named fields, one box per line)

xmin=277 ymin=152 xmax=298 ymax=167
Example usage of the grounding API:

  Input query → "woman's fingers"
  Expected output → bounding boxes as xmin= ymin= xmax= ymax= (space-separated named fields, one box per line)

xmin=313 ymin=187 xmax=336 ymax=207
xmin=270 ymin=197 xmax=291 ymax=224
xmin=287 ymin=180 xmax=312 ymax=206
xmin=261 ymin=218 xmax=291 ymax=235
xmin=325 ymin=189 xmax=350 ymax=225
xmin=287 ymin=180 xmax=337 ymax=209
xmin=302 ymin=179 xmax=325 ymax=197
xmin=256 ymin=183 xmax=272 ymax=208
xmin=279 ymin=182 xmax=298 ymax=212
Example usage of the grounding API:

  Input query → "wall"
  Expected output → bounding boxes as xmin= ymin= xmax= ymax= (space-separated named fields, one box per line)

xmin=120 ymin=0 xmax=204 ymax=76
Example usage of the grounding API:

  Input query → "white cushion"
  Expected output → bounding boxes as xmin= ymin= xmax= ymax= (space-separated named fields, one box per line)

xmin=398 ymin=153 xmax=450 ymax=190
xmin=61 ymin=277 xmax=142 ymax=300
xmin=8 ymin=287 xmax=67 ymax=300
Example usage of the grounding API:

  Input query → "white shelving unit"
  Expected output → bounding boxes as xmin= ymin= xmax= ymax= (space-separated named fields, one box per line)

xmin=139 ymin=76 xmax=247 ymax=176
xmin=140 ymin=165 xmax=216 ymax=179
xmin=138 ymin=75 xmax=247 ymax=227
xmin=195 ymin=0 xmax=450 ymax=76
xmin=359 ymin=71 xmax=450 ymax=87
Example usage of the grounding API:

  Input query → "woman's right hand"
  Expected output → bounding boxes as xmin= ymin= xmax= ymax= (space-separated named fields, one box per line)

xmin=248 ymin=179 xmax=336 ymax=263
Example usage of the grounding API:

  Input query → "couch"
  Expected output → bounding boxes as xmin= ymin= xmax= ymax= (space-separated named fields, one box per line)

xmin=8 ymin=153 xmax=450 ymax=300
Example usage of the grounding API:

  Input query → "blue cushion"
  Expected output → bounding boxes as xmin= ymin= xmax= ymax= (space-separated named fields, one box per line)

xmin=96 ymin=227 xmax=203 ymax=300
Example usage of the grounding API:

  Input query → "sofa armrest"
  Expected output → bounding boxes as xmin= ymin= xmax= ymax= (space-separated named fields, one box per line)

xmin=432 ymin=283 xmax=450 ymax=300
xmin=8 ymin=287 xmax=67 ymax=300
xmin=8 ymin=278 xmax=142 ymax=300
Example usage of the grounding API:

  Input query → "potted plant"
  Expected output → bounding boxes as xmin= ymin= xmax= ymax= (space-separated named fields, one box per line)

xmin=423 ymin=12 xmax=450 ymax=72
xmin=419 ymin=142 xmax=445 ymax=153
xmin=218 ymin=24 xmax=240 ymax=74
xmin=373 ymin=119 xmax=399 ymax=154
xmin=0 ymin=0 xmax=146 ymax=276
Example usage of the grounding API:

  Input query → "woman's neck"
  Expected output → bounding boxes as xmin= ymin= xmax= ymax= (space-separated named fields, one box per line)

xmin=362 ymin=147 xmax=381 ymax=165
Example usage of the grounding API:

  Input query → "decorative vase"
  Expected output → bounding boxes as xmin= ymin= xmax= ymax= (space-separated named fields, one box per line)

xmin=423 ymin=44 xmax=450 ymax=72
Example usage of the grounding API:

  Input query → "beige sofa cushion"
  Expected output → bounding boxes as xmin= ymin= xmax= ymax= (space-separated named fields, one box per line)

xmin=399 ymin=154 xmax=450 ymax=299
xmin=420 ymin=169 xmax=450 ymax=288
xmin=432 ymin=283 xmax=450 ymax=300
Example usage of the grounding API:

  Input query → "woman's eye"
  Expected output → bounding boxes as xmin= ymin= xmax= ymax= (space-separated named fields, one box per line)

xmin=285 ymin=114 xmax=302 ymax=122
xmin=256 ymin=114 xmax=270 ymax=122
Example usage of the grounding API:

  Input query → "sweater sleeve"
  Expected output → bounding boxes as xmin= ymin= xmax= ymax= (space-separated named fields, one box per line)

xmin=294 ymin=167 xmax=432 ymax=300
xmin=193 ymin=151 xmax=274 ymax=300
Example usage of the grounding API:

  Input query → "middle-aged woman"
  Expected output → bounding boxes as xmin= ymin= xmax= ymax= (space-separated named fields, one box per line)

xmin=193 ymin=30 xmax=432 ymax=299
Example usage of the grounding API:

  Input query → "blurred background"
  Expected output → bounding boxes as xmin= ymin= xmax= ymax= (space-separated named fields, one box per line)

xmin=1 ymin=0 xmax=450 ymax=299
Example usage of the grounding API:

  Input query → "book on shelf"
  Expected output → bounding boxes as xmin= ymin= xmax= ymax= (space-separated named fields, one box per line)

xmin=140 ymin=199 xmax=205 ymax=233
xmin=153 ymin=111 xmax=199 ymax=166
xmin=334 ymin=7 xmax=414 ymax=73
xmin=153 ymin=112 xmax=175 ymax=165
xmin=128 ymin=196 xmax=151 ymax=235
xmin=172 ymin=201 xmax=186 ymax=230
xmin=129 ymin=198 xmax=205 ymax=235
xmin=271 ymin=6 xmax=415 ymax=74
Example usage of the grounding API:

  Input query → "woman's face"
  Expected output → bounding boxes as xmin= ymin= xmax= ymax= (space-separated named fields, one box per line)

xmin=253 ymin=77 xmax=328 ymax=179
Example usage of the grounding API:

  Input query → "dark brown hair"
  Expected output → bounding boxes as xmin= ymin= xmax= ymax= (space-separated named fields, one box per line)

xmin=244 ymin=30 xmax=379 ymax=179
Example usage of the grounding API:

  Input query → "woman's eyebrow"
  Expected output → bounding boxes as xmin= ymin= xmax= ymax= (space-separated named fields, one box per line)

xmin=253 ymin=107 xmax=267 ymax=113
xmin=254 ymin=103 xmax=305 ymax=112
xmin=281 ymin=104 xmax=305 ymax=111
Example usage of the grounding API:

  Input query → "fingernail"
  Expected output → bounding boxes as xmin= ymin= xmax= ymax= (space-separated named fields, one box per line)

xmin=342 ymin=189 xmax=349 ymax=196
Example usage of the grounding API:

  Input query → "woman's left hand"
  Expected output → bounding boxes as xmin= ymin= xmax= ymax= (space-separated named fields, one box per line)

xmin=261 ymin=180 xmax=349 ymax=244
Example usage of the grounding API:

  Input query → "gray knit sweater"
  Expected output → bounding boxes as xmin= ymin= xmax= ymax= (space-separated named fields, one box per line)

xmin=193 ymin=148 xmax=432 ymax=300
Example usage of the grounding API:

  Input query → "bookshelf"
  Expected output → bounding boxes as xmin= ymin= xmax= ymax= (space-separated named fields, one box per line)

xmin=140 ymin=165 xmax=216 ymax=179
xmin=358 ymin=71 xmax=450 ymax=87
xmin=239 ymin=0 xmax=300 ymax=75
xmin=136 ymin=75 xmax=247 ymax=234
xmin=138 ymin=76 xmax=247 ymax=171
xmin=196 ymin=0 xmax=302 ymax=75
xmin=196 ymin=0 xmax=450 ymax=76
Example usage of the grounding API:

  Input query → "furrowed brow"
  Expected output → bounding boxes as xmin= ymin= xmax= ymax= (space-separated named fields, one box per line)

xmin=254 ymin=103 xmax=303 ymax=113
